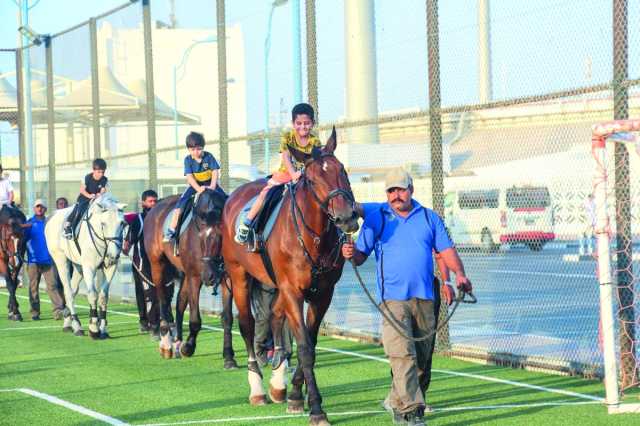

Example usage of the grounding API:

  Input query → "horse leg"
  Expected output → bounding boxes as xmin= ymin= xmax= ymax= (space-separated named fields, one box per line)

xmin=81 ymin=265 xmax=100 ymax=340
xmin=268 ymin=291 xmax=288 ymax=404
xmin=180 ymin=275 xmax=202 ymax=358
xmin=221 ymin=275 xmax=238 ymax=369
xmin=151 ymin=260 xmax=173 ymax=358
xmin=229 ymin=265 xmax=265 ymax=405
xmin=97 ymin=265 xmax=115 ymax=339
xmin=282 ymin=290 xmax=330 ymax=426
xmin=1 ymin=260 xmax=21 ymax=321
xmin=173 ymin=277 xmax=189 ymax=358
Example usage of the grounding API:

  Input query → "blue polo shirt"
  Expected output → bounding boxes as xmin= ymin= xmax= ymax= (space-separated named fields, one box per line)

xmin=355 ymin=200 xmax=453 ymax=303
xmin=24 ymin=216 xmax=52 ymax=265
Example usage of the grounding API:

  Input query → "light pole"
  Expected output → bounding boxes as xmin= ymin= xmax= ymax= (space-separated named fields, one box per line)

xmin=265 ymin=0 xmax=300 ymax=173
xmin=173 ymin=36 xmax=217 ymax=159
xmin=16 ymin=0 xmax=41 ymax=211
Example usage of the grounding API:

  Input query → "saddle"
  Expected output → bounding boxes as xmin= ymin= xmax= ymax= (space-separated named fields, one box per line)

xmin=236 ymin=184 xmax=286 ymax=253
xmin=162 ymin=196 xmax=195 ymax=256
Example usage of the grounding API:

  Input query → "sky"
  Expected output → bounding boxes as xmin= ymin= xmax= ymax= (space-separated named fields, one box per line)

xmin=1 ymin=0 xmax=640 ymax=157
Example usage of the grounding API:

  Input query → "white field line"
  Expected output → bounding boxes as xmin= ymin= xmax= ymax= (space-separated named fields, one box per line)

xmin=136 ymin=401 xmax=604 ymax=426
xmin=488 ymin=269 xmax=593 ymax=279
xmin=1 ymin=292 xmax=604 ymax=404
xmin=0 ymin=321 xmax=131 ymax=331
xmin=0 ymin=388 xmax=126 ymax=425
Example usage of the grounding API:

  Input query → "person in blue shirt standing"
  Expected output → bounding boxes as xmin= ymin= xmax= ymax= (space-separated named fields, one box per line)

xmin=342 ymin=168 xmax=472 ymax=426
xmin=24 ymin=199 xmax=66 ymax=320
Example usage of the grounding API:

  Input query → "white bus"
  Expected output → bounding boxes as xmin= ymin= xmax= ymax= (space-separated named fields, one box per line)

xmin=444 ymin=184 xmax=555 ymax=251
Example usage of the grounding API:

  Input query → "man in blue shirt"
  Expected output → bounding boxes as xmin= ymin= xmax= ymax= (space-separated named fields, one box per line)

xmin=342 ymin=168 xmax=472 ymax=426
xmin=24 ymin=199 xmax=66 ymax=320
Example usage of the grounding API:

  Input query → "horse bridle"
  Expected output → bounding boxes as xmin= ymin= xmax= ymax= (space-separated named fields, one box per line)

xmin=288 ymin=156 xmax=355 ymax=291
xmin=84 ymin=209 xmax=125 ymax=266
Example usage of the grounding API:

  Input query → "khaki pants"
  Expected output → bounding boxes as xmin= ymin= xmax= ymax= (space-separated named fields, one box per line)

xmin=381 ymin=295 xmax=439 ymax=415
xmin=28 ymin=263 xmax=66 ymax=316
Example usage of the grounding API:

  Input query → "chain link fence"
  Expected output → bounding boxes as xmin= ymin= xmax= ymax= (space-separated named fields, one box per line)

xmin=5 ymin=0 xmax=640 ymax=394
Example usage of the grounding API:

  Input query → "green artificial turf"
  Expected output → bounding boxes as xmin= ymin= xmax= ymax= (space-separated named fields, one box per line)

xmin=1 ymin=289 xmax=638 ymax=425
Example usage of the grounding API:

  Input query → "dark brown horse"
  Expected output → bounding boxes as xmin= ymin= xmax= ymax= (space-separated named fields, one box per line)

xmin=143 ymin=189 xmax=237 ymax=367
xmin=221 ymin=129 xmax=358 ymax=426
xmin=1 ymin=205 xmax=27 ymax=321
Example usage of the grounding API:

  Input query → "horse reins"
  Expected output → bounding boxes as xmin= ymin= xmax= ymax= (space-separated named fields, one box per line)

xmin=350 ymin=256 xmax=476 ymax=343
xmin=288 ymin=169 xmax=354 ymax=289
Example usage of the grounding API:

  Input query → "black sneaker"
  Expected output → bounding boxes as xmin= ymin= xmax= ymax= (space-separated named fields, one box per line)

xmin=234 ymin=223 xmax=251 ymax=244
xmin=163 ymin=229 xmax=175 ymax=243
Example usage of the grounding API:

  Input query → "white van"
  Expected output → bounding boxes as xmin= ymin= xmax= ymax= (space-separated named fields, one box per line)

xmin=444 ymin=184 xmax=554 ymax=251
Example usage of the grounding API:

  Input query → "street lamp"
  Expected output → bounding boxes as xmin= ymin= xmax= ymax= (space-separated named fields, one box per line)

xmin=263 ymin=0 xmax=303 ymax=173
xmin=15 ymin=0 xmax=42 ymax=212
xmin=173 ymin=36 xmax=217 ymax=160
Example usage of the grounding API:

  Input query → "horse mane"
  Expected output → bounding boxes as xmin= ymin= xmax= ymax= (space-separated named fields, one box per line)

xmin=195 ymin=188 xmax=227 ymax=225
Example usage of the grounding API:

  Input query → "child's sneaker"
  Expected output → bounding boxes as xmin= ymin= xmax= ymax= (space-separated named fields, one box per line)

xmin=163 ymin=228 xmax=175 ymax=243
xmin=235 ymin=222 xmax=251 ymax=244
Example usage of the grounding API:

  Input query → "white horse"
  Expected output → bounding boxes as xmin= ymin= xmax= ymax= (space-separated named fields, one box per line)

xmin=45 ymin=193 xmax=126 ymax=339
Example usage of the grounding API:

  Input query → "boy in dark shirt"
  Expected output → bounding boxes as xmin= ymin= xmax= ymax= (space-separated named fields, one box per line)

xmin=163 ymin=132 xmax=220 ymax=242
xmin=63 ymin=158 xmax=108 ymax=239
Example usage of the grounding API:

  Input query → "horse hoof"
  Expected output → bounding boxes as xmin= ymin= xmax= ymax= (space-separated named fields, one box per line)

xmin=180 ymin=342 xmax=195 ymax=358
xmin=8 ymin=312 xmax=23 ymax=321
xmin=224 ymin=359 xmax=239 ymax=370
xmin=62 ymin=326 xmax=72 ymax=333
xmin=74 ymin=329 xmax=85 ymax=337
xmin=159 ymin=347 xmax=173 ymax=359
xmin=249 ymin=395 xmax=268 ymax=406
xmin=269 ymin=385 xmax=287 ymax=404
xmin=89 ymin=330 xmax=100 ymax=340
xmin=99 ymin=332 xmax=110 ymax=340
xmin=309 ymin=413 xmax=331 ymax=426
xmin=287 ymin=399 xmax=305 ymax=414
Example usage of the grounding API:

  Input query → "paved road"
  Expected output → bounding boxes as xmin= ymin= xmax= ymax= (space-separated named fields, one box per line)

xmin=101 ymin=244 xmax=629 ymax=367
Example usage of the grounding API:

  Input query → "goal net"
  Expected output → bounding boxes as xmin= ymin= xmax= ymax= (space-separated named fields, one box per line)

xmin=592 ymin=120 xmax=640 ymax=413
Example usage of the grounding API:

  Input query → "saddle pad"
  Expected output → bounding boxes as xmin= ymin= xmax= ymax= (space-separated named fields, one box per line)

xmin=162 ymin=209 xmax=193 ymax=238
xmin=235 ymin=193 xmax=285 ymax=243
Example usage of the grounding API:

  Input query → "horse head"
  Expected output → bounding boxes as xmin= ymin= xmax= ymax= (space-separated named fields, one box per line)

xmin=288 ymin=127 xmax=359 ymax=234
xmin=194 ymin=188 xmax=228 ymax=285
xmin=88 ymin=193 xmax=127 ymax=267
xmin=0 ymin=205 xmax=27 ymax=238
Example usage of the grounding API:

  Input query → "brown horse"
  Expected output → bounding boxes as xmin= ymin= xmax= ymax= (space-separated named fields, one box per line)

xmin=1 ymin=205 xmax=27 ymax=321
xmin=221 ymin=129 xmax=358 ymax=426
xmin=143 ymin=189 xmax=237 ymax=368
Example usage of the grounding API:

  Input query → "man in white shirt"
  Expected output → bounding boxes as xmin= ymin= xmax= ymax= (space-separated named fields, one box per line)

xmin=0 ymin=165 xmax=14 ymax=207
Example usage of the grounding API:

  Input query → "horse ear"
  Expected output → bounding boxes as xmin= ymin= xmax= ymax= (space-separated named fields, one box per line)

xmin=288 ymin=145 xmax=311 ymax=165
xmin=323 ymin=126 xmax=337 ymax=154
xmin=311 ymin=146 xmax=322 ymax=161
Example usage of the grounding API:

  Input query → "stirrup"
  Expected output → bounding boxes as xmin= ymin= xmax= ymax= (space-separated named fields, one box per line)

xmin=63 ymin=227 xmax=73 ymax=239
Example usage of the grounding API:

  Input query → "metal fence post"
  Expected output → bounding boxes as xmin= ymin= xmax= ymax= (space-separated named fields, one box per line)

xmin=426 ymin=0 xmax=449 ymax=351
xmin=142 ymin=0 xmax=158 ymax=191
xmin=305 ymin=0 xmax=318 ymax=118
xmin=45 ymin=36 xmax=56 ymax=206
xmin=612 ymin=0 xmax=636 ymax=389
xmin=216 ymin=0 xmax=230 ymax=191
xmin=16 ymin=49 xmax=27 ymax=208
xmin=89 ymin=18 xmax=101 ymax=159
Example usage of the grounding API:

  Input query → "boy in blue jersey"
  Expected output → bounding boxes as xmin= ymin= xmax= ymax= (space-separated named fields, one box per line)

xmin=24 ymin=199 xmax=66 ymax=320
xmin=343 ymin=168 xmax=472 ymax=426
xmin=164 ymin=132 xmax=221 ymax=242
